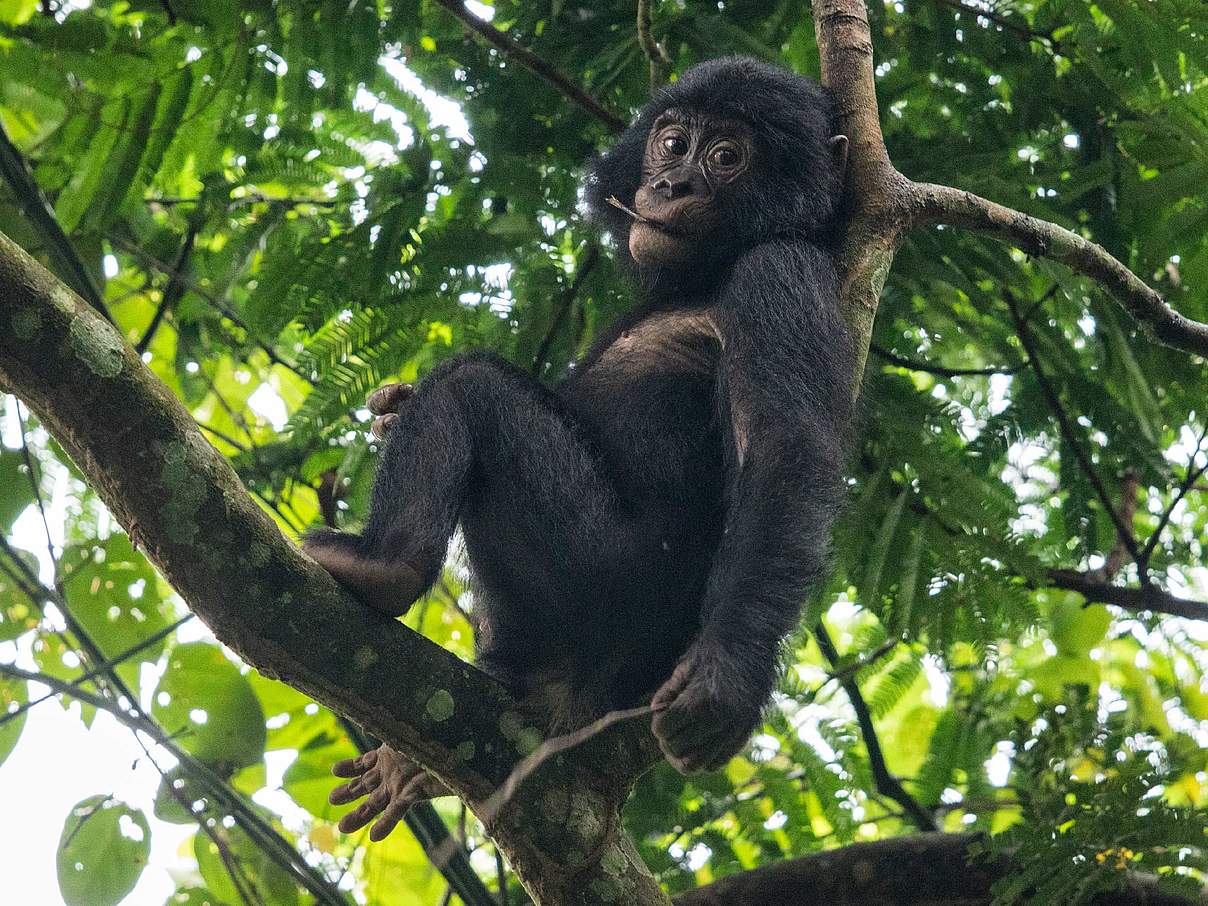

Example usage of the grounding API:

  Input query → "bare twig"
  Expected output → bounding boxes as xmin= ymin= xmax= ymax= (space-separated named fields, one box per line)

xmin=431 ymin=0 xmax=626 ymax=133
xmin=1006 ymin=290 xmax=1143 ymax=565
xmin=814 ymin=623 xmax=937 ymax=832
xmin=928 ymin=0 xmax=1061 ymax=51
xmin=431 ymin=705 xmax=657 ymax=869
xmin=909 ymin=183 xmax=1208 ymax=358
xmin=605 ymin=195 xmax=651 ymax=223
xmin=869 ymin=343 xmax=1023 ymax=377
xmin=0 ymin=614 xmax=193 ymax=729
xmin=137 ymin=225 xmax=197 ymax=355
xmin=532 ymin=244 xmax=600 ymax=374
xmin=1138 ymin=425 xmax=1208 ymax=572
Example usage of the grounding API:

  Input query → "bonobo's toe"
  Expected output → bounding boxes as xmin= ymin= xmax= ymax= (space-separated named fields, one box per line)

xmin=367 ymin=383 xmax=414 ymax=415
xmin=303 ymin=535 xmax=423 ymax=617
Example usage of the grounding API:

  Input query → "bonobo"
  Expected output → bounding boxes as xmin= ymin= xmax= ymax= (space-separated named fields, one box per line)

xmin=305 ymin=56 xmax=856 ymax=841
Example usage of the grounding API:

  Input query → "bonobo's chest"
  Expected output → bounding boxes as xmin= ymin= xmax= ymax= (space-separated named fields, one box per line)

xmin=591 ymin=308 xmax=721 ymax=379
xmin=559 ymin=304 xmax=724 ymax=492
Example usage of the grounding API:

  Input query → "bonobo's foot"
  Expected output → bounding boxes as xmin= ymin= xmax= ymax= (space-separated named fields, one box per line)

xmin=303 ymin=530 xmax=423 ymax=617
xmin=329 ymin=744 xmax=449 ymax=841
xmin=651 ymin=647 xmax=764 ymax=774
xmin=367 ymin=382 xmax=414 ymax=439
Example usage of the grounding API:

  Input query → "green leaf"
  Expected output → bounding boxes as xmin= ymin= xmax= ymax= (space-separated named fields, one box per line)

xmin=58 ymin=535 xmax=171 ymax=688
xmin=0 ymin=678 xmax=28 ymax=767
xmin=0 ymin=449 xmax=30 ymax=532
xmin=56 ymin=796 xmax=150 ymax=906
xmin=152 ymin=642 xmax=266 ymax=770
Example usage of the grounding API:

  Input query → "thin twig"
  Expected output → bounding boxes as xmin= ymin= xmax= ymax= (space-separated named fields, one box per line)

xmin=1006 ymin=289 xmax=1143 ymax=566
xmin=0 ymin=614 xmax=193 ymax=729
xmin=431 ymin=0 xmax=625 ymax=133
xmin=814 ymin=623 xmax=937 ymax=832
xmin=928 ymin=0 xmax=1061 ymax=52
xmin=532 ymin=244 xmax=600 ymax=374
xmin=1138 ymin=425 xmax=1208 ymax=572
xmin=137 ymin=224 xmax=197 ymax=355
xmin=869 ymin=343 xmax=1023 ymax=377
xmin=430 ymin=705 xmax=657 ymax=869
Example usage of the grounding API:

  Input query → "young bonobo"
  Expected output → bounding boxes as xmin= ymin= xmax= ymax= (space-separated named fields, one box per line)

xmin=305 ymin=56 xmax=856 ymax=841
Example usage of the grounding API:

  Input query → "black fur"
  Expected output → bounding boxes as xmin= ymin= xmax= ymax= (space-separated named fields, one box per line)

xmin=307 ymin=57 xmax=856 ymax=770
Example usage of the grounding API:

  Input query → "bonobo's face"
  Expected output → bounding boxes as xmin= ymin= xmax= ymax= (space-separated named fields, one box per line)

xmin=629 ymin=110 xmax=753 ymax=270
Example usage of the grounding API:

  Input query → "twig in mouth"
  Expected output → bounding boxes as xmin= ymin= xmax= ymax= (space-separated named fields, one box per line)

xmin=606 ymin=195 xmax=651 ymax=223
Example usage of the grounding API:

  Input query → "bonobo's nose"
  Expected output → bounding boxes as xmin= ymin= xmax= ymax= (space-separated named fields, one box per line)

xmin=651 ymin=172 xmax=694 ymax=200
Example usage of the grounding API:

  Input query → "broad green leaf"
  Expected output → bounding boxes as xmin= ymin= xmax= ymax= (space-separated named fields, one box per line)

xmin=56 ymin=796 xmax=150 ymax=906
xmin=58 ymin=535 xmax=171 ymax=688
xmin=152 ymin=642 xmax=266 ymax=770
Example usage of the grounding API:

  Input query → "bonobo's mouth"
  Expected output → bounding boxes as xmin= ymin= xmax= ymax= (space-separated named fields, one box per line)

xmin=628 ymin=219 xmax=694 ymax=268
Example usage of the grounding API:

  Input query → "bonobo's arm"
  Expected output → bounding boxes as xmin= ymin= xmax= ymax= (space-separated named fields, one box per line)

xmin=652 ymin=239 xmax=856 ymax=772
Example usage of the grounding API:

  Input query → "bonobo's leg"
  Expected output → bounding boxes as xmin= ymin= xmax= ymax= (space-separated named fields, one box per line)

xmin=304 ymin=352 xmax=626 ymax=622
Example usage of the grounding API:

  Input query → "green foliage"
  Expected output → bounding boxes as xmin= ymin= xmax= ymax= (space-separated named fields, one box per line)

xmin=56 ymin=796 xmax=151 ymax=906
xmin=0 ymin=0 xmax=1206 ymax=902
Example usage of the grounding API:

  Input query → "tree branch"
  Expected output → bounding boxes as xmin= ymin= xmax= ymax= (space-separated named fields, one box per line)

xmin=1047 ymin=568 xmax=1208 ymax=621
xmin=431 ymin=0 xmax=626 ymax=133
xmin=674 ymin=833 xmax=1208 ymax=905
xmin=637 ymin=0 xmax=672 ymax=92
xmin=908 ymin=183 xmax=1208 ymax=359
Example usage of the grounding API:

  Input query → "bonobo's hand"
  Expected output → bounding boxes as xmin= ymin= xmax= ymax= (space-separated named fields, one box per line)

xmin=366 ymin=382 xmax=414 ymax=439
xmin=329 ymin=744 xmax=447 ymax=841
xmin=651 ymin=644 xmax=766 ymax=774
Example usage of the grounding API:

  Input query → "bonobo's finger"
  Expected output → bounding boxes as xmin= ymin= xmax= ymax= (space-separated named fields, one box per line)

xmin=338 ymin=799 xmax=383 ymax=834
xmin=370 ymin=413 xmax=399 ymax=440
xmin=332 ymin=749 xmax=377 ymax=778
xmin=367 ymin=383 xmax=414 ymax=415
xmin=328 ymin=781 xmax=364 ymax=806
xmin=369 ymin=797 xmax=413 ymax=842
xmin=651 ymin=695 xmax=699 ymax=741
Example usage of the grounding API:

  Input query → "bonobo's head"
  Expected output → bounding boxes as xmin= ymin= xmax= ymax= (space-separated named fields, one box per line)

xmin=584 ymin=57 xmax=848 ymax=277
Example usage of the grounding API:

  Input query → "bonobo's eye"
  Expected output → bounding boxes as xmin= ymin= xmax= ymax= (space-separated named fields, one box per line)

xmin=663 ymin=134 xmax=689 ymax=156
xmin=709 ymin=142 xmax=743 ymax=171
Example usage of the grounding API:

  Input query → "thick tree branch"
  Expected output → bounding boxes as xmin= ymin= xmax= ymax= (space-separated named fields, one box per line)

xmin=908 ymin=183 xmax=1208 ymax=359
xmin=0 ymin=229 xmax=666 ymax=906
xmin=431 ymin=0 xmax=626 ymax=133
xmin=813 ymin=0 xmax=912 ymax=385
xmin=674 ymin=833 xmax=1208 ymax=905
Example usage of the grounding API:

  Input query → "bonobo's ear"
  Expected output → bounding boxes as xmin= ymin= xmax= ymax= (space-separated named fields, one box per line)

xmin=829 ymin=134 xmax=849 ymax=175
